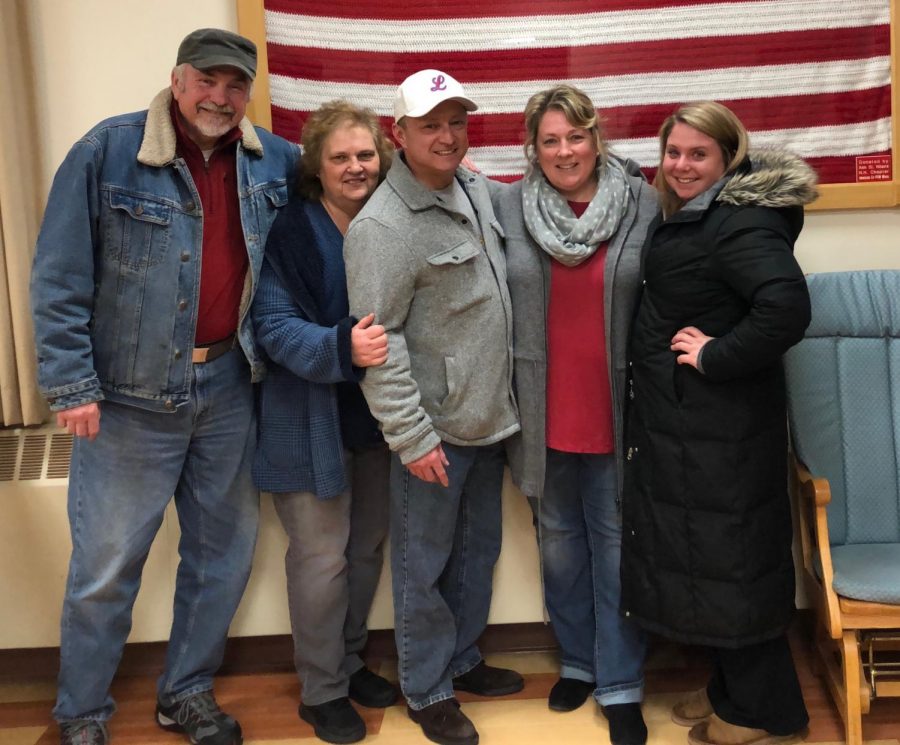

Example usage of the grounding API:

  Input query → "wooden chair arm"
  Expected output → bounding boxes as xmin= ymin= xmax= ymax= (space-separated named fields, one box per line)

xmin=794 ymin=459 xmax=832 ymax=507
xmin=792 ymin=457 xmax=843 ymax=637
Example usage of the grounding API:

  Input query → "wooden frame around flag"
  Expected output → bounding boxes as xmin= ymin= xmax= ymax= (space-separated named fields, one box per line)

xmin=237 ymin=0 xmax=900 ymax=211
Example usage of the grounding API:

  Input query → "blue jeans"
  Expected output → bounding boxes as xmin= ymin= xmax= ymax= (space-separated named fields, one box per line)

xmin=54 ymin=348 xmax=259 ymax=722
xmin=391 ymin=442 xmax=505 ymax=710
xmin=531 ymin=450 xmax=646 ymax=705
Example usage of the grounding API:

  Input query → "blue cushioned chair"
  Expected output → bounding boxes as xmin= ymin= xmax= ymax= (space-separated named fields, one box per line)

xmin=785 ymin=270 xmax=900 ymax=745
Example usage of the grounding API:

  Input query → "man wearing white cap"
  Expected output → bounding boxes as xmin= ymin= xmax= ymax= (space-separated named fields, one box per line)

xmin=343 ymin=69 xmax=522 ymax=745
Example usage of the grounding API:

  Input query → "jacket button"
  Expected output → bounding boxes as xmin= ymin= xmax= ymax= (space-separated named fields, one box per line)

xmin=185 ymin=201 xmax=196 ymax=212
xmin=164 ymin=399 xmax=175 ymax=411
xmin=174 ymin=350 xmax=182 ymax=360
xmin=134 ymin=205 xmax=144 ymax=216
xmin=461 ymin=218 xmax=468 ymax=224
xmin=178 ymin=300 xmax=188 ymax=311
xmin=642 ymin=279 xmax=647 ymax=285
xmin=181 ymin=252 xmax=190 ymax=262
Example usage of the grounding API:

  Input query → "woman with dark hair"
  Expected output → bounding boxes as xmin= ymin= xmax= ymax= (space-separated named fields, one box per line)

xmin=492 ymin=84 xmax=658 ymax=745
xmin=621 ymin=101 xmax=817 ymax=745
xmin=252 ymin=101 xmax=396 ymax=745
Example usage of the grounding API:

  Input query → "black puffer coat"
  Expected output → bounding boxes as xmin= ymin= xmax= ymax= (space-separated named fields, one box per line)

xmin=620 ymin=151 xmax=817 ymax=648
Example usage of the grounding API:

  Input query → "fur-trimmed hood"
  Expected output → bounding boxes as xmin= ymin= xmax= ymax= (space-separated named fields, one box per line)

xmin=717 ymin=149 xmax=818 ymax=209
xmin=136 ymin=88 xmax=264 ymax=167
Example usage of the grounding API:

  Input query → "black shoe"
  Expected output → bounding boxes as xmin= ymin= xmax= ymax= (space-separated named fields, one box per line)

xmin=348 ymin=666 xmax=398 ymax=708
xmin=299 ymin=698 xmax=365 ymax=744
xmin=156 ymin=691 xmax=242 ymax=745
xmin=548 ymin=677 xmax=594 ymax=712
xmin=452 ymin=661 xmax=524 ymax=697
xmin=60 ymin=720 xmax=109 ymax=745
xmin=407 ymin=698 xmax=478 ymax=745
xmin=602 ymin=703 xmax=648 ymax=745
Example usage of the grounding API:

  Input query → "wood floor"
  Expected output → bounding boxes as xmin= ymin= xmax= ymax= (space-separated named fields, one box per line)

xmin=2 ymin=634 xmax=899 ymax=745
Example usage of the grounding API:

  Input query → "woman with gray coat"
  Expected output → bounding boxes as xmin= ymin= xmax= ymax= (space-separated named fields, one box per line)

xmin=491 ymin=85 xmax=659 ymax=745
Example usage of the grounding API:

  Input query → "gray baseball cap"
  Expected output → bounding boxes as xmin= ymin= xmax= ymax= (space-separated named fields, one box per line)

xmin=176 ymin=28 xmax=257 ymax=80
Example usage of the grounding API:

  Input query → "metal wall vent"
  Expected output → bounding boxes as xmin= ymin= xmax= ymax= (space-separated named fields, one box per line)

xmin=0 ymin=428 xmax=73 ymax=481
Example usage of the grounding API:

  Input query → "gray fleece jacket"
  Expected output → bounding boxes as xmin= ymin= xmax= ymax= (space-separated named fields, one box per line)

xmin=490 ymin=157 xmax=660 ymax=498
xmin=343 ymin=155 xmax=520 ymax=464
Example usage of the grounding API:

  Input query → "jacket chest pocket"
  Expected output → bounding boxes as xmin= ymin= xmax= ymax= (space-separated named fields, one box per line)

xmin=102 ymin=191 xmax=172 ymax=271
xmin=254 ymin=182 xmax=289 ymax=237
xmin=426 ymin=242 xmax=493 ymax=313
xmin=427 ymin=242 xmax=480 ymax=267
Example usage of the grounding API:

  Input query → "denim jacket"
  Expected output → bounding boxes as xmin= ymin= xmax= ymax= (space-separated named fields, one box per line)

xmin=31 ymin=89 xmax=299 ymax=412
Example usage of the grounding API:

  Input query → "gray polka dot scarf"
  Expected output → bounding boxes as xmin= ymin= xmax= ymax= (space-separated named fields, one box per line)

xmin=521 ymin=158 xmax=629 ymax=267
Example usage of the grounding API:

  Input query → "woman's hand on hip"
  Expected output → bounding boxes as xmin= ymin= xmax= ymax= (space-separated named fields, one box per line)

xmin=671 ymin=326 xmax=713 ymax=370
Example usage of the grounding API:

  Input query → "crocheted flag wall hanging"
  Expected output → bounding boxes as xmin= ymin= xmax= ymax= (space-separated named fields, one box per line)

xmin=262 ymin=0 xmax=891 ymax=186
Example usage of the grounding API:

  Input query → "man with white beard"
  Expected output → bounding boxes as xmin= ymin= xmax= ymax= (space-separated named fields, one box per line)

xmin=31 ymin=28 xmax=298 ymax=745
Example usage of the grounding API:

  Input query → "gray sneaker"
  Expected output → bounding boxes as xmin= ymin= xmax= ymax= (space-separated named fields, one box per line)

xmin=156 ymin=691 xmax=242 ymax=745
xmin=59 ymin=720 xmax=109 ymax=745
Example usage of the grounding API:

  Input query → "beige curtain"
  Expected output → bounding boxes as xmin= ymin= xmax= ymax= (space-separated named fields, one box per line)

xmin=0 ymin=0 xmax=49 ymax=426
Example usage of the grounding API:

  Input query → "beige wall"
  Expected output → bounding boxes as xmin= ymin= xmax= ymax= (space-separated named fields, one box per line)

xmin=796 ymin=208 xmax=900 ymax=273
xmin=28 ymin=0 xmax=237 ymax=191
xmin=6 ymin=0 xmax=897 ymax=649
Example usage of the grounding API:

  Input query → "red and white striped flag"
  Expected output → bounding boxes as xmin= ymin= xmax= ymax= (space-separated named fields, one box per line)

xmin=264 ymin=0 xmax=891 ymax=184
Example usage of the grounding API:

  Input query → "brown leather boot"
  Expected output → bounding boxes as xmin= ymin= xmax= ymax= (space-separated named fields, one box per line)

xmin=688 ymin=714 xmax=807 ymax=745
xmin=672 ymin=687 xmax=714 ymax=726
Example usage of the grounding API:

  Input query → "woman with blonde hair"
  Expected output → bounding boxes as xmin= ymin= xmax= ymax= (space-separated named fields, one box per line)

xmin=492 ymin=84 xmax=658 ymax=745
xmin=621 ymin=101 xmax=817 ymax=745
xmin=253 ymin=100 xmax=397 ymax=744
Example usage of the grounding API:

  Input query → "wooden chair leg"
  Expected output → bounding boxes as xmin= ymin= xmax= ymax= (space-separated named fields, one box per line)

xmin=841 ymin=630 xmax=864 ymax=745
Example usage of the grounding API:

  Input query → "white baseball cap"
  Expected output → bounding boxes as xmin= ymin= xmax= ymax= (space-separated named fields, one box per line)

xmin=393 ymin=69 xmax=478 ymax=122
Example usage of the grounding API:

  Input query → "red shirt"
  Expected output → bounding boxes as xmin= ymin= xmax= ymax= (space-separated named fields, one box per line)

xmin=171 ymin=103 xmax=247 ymax=344
xmin=545 ymin=201 xmax=615 ymax=453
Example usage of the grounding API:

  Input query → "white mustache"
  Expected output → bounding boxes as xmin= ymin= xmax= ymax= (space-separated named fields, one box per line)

xmin=198 ymin=103 xmax=235 ymax=115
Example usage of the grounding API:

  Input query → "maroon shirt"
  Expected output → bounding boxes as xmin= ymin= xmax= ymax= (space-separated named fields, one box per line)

xmin=171 ymin=102 xmax=247 ymax=344
xmin=545 ymin=200 xmax=615 ymax=454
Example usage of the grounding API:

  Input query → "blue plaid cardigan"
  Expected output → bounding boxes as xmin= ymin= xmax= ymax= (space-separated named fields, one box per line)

xmin=252 ymin=198 xmax=378 ymax=497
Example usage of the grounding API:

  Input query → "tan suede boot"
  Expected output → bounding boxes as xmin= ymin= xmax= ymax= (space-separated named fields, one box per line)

xmin=688 ymin=714 xmax=807 ymax=745
xmin=671 ymin=688 xmax=713 ymax=726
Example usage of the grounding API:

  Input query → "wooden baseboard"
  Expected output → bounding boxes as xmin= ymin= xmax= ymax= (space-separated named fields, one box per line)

xmin=0 ymin=623 xmax=559 ymax=682
xmin=2 ymin=613 xmax=816 ymax=683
